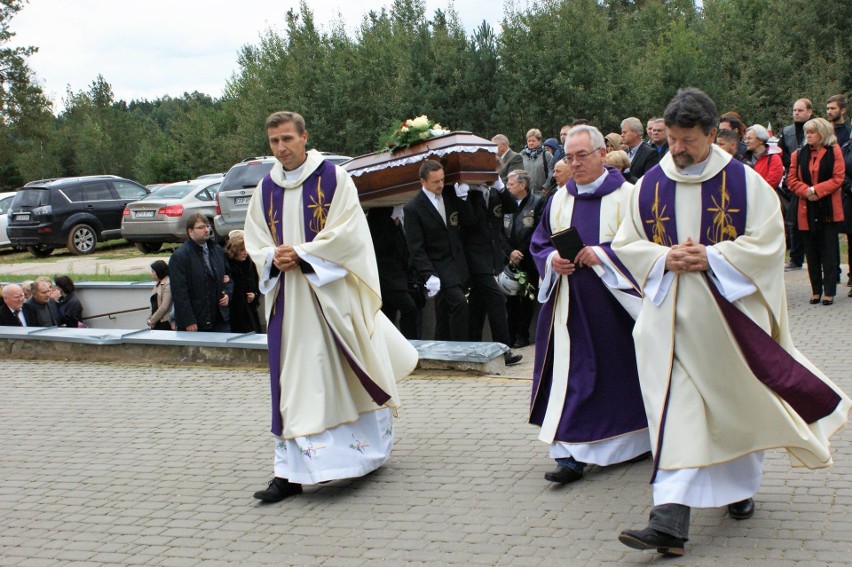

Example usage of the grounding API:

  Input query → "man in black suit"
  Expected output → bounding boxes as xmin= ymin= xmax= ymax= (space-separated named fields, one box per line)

xmin=621 ymin=116 xmax=660 ymax=183
xmin=0 ymin=283 xmax=27 ymax=326
xmin=22 ymin=278 xmax=59 ymax=326
xmin=404 ymin=160 xmax=471 ymax=341
xmin=492 ymin=134 xmax=524 ymax=183
xmin=367 ymin=206 xmax=420 ymax=339
xmin=460 ymin=178 xmax=523 ymax=365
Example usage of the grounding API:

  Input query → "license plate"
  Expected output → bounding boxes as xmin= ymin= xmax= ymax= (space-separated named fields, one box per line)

xmin=135 ymin=210 xmax=155 ymax=218
xmin=234 ymin=197 xmax=250 ymax=206
xmin=13 ymin=213 xmax=30 ymax=221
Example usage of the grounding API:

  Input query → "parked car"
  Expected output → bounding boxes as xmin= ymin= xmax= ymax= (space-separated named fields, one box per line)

xmin=213 ymin=152 xmax=351 ymax=242
xmin=7 ymin=176 xmax=150 ymax=257
xmin=145 ymin=183 xmax=172 ymax=193
xmin=0 ymin=191 xmax=18 ymax=249
xmin=121 ymin=179 xmax=223 ymax=253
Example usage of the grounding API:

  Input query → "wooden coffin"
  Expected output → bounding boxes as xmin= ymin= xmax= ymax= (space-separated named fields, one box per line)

xmin=344 ymin=131 xmax=499 ymax=208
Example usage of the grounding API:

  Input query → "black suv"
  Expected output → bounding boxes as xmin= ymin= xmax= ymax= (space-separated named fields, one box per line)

xmin=7 ymin=175 xmax=149 ymax=256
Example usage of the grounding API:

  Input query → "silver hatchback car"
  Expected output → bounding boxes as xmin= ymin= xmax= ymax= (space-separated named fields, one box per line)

xmin=121 ymin=179 xmax=222 ymax=253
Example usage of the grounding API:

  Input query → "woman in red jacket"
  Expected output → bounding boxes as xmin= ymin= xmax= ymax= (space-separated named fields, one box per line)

xmin=744 ymin=124 xmax=783 ymax=190
xmin=788 ymin=117 xmax=846 ymax=305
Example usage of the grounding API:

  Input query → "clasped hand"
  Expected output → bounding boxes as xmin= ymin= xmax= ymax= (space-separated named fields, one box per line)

xmin=551 ymin=246 xmax=600 ymax=275
xmin=273 ymin=244 xmax=301 ymax=272
xmin=665 ymin=237 xmax=709 ymax=274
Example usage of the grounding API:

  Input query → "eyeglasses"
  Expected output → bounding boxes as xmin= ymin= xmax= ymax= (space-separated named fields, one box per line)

xmin=564 ymin=148 xmax=602 ymax=162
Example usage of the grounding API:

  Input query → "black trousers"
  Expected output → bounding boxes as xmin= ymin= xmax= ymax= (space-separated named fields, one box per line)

xmin=435 ymin=284 xmax=468 ymax=341
xmin=381 ymin=289 xmax=421 ymax=340
xmin=802 ymin=223 xmax=840 ymax=297
xmin=506 ymin=293 xmax=535 ymax=345
xmin=467 ymin=273 xmax=511 ymax=346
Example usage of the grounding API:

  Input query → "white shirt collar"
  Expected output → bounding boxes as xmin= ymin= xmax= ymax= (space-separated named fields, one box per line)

xmin=575 ymin=169 xmax=609 ymax=194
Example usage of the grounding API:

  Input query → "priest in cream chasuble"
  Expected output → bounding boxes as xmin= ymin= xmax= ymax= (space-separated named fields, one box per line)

xmin=244 ymin=112 xmax=417 ymax=498
xmin=609 ymin=90 xmax=849 ymax=556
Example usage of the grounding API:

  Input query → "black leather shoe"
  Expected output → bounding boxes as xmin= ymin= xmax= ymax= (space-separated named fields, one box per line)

xmin=504 ymin=351 xmax=523 ymax=365
xmin=253 ymin=477 xmax=303 ymax=503
xmin=727 ymin=497 xmax=755 ymax=520
xmin=544 ymin=466 xmax=583 ymax=484
xmin=618 ymin=527 xmax=685 ymax=557
xmin=512 ymin=338 xmax=530 ymax=348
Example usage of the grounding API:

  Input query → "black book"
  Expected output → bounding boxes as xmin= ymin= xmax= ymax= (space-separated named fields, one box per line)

xmin=550 ymin=227 xmax=585 ymax=262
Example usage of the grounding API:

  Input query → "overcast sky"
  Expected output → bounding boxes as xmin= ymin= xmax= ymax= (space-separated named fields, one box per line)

xmin=10 ymin=1 xmax=506 ymax=112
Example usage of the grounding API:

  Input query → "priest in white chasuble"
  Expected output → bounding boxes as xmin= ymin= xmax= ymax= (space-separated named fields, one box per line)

xmin=244 ymin=111 xmax=418 ymax=503
xmin=609 ymin=89 xmax=850 ymax=558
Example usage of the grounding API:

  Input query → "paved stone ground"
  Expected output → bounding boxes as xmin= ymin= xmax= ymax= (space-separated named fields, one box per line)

xmin=0 ymin=268 xmax=850 ymax=566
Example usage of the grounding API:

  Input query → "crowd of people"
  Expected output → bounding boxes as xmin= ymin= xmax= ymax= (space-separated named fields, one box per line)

xmin=0 ymin=275 xmax=84 ymax=328
xmin=1 ymin=91 xmax=850 ymax=559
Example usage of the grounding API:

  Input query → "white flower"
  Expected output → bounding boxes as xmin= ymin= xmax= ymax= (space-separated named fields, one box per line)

xmin=433 ymin=123 xmax=444 ymax=131
xmin=410 ymin=115 xmax=430 ymax=129
xmin=419 ymin=131 xmax=430 ymax=139
xmin=399 ymin=126 xmax=409 ymax=133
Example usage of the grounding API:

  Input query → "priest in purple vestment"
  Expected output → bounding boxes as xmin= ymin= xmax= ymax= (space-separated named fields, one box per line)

xmin=528 ymin=124 xmax=651 ymax=486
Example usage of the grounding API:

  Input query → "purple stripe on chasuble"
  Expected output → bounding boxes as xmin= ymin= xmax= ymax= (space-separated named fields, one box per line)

xmin=638 ymin=160 xmax=839 ymax=482
xmin=262 ymin=161 xmax=390 ymax=436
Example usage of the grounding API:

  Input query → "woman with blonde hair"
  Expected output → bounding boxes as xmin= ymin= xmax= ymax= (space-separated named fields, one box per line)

xmin=788 ymin=117 xmax=846 ymax=305
xmin=605 ymin=150 xmax=630 ymax=174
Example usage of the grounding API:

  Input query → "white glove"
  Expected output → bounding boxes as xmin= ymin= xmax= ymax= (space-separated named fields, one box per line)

xmin=425 ymin=275 xmax=441 ymax=297
xmin=391 ymin=204 xmax=405 ymax=224
xmin=491 ymin=175 xmax=505 ymax=191
xmin=454 ymin=182 xmax=470 ymax=200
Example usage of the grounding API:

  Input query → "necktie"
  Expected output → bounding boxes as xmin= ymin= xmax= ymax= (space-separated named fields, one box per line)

xmin=435 ymin=195 xmax=447 ymax=225
xmin=13 ymin=309 xmax=25 ymax=326
xmin=202 ymin=246 xmax=214 ymax=276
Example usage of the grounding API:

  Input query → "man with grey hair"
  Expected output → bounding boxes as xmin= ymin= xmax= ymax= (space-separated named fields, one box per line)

xmin=621 ymin=117 xmax=660 ymax=183
xmin=492 ymin=134 xmax=524 ymax=183
xmin=527 ymin=124 xmax=650 ymax=485
xmin=0 ymin=284 xmax=28 ymax=326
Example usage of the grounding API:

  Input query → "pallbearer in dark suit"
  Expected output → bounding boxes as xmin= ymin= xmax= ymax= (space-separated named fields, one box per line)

xmin=403 ymin=160 xmax=471 ymax=341
xmin=367 ymin=206 xmax=420 ymax=339
xmin=459 ymin=176 xmax=523 ymax=365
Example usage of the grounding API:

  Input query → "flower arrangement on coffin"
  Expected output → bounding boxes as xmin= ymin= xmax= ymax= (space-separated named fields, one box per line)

xmin=381 ymin=115 xmax=451 ymax=151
